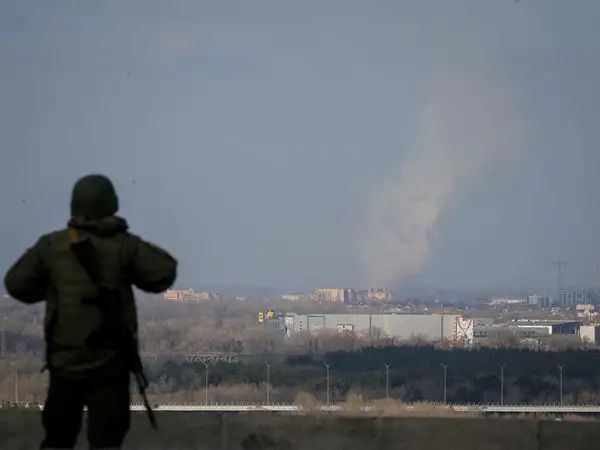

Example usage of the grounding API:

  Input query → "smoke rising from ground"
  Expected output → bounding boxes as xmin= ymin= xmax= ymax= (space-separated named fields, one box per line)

xmin=363 ymin=73 xmax=523 ymax=287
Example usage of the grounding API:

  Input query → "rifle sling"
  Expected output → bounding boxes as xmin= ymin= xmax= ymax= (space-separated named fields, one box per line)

xmin=68 ymin=227 xmax=157 ymax=429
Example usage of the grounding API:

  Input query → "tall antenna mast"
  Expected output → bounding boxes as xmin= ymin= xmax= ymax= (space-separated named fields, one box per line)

xmin=553 ymin=260 xmax=567 ymax=305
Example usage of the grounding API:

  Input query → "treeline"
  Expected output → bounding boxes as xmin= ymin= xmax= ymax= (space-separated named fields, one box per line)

xmin=3 ymin=344 xmax=600 ymax=405
xmin=146 ymin=346 xmax=600 ymax=405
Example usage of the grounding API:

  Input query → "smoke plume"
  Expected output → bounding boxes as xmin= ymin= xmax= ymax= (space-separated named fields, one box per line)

xmin=362 ymin=73 xmax=523 ymax=287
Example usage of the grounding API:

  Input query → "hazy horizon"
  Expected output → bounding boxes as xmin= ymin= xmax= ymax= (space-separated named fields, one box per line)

xmin=2 ymin=1 xmax=600 ymax=293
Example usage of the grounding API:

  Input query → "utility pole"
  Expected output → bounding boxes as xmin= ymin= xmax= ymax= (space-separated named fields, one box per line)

xmin=499 ymin=364 xmax=505 ymax=406
xmin=324 ymin=363 xmax=330 ymax=406
xmin=265 ymin=362 xmax=271 ymax=405
xmin=557 ymin=364 xmax=564 ymax=405
xmin=554 ymin=260 xmax=567 ymax=304
xmin=384 ymin=363 xmax=391 ymax=399
xmin=14 ymin=364 xmax=19 ymax=404
xmin=0 ymin=321 xmax=6 ymax=357
xmin=441 ymin=363 xmax=448 ymax=404
xmin=203 ymin=362 xmax=209 ymax=406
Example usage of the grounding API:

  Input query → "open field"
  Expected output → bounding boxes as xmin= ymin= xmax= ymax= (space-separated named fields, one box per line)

xmin=2 ymin=410 xmax=600 ymax=450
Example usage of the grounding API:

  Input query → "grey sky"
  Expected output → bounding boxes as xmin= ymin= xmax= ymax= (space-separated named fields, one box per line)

xmin=1 ymin=0 xmax=599 ymax=292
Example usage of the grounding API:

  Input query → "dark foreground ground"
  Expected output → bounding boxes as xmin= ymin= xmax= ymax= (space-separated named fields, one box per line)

xmin=2 ymin=410 xmax=600 ymax=450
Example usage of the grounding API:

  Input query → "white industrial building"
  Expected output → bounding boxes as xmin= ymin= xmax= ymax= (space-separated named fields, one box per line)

xmin=282 ymin=313 xmax=473 ymax=344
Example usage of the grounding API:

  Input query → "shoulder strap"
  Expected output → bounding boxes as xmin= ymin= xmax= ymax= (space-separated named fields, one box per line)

xmin=68 ymin=227 xmax=110 ymax=290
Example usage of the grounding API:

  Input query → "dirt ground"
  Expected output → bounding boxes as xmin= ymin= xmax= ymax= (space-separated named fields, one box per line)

xmin=1 ymin=410 xmax=600 ymax=450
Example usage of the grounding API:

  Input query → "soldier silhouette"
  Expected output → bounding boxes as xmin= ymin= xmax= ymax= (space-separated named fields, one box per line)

xmin=5 ymin=174 xmax=177 ymax=450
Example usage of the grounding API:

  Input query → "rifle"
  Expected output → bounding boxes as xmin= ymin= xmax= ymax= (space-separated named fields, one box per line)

xmin=68 ymin=228 xmax=157 ymax=429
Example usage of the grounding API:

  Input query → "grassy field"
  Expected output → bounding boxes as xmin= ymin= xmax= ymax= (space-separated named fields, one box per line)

xmin=2 ymin=409 xmax=600 ymax=449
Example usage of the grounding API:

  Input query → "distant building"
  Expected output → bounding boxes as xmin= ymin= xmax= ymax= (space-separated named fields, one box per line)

xmin=358 ymin=289 xmax=392 ymax=302
xmin=280 ymin=294 xmax=308 ymax=302
xmin=576 ymin=304 xmax=598 ymax=320
xmin=474 ymin=320 xmax=582 ymax=344
xmin=489 ymin=298 xmax=526 ymax=306
xmin=560 ymin=289 xmax=600 ymax=307
xmin=474 ymin=325 xmax=551 ymax=341
xmin=526 ymin=294 xmax=551 ymax=307
xmin=314 ymin=288 xmax=348 ymax=303
xmin=258 ymin=310 xmax=285 ymax=323
xmin=346 ymin=289 xmax=359 ymax=305
xmin=515 ymin=320 xmax=581 ymax=335
xmin=472 ymin=317 xmax=494 ymax=328
xmin=311 ymin=287 xmax=393 ymax=304
xmin=260 ymin=317 xmax=287 ymax=338
xmin=580 ymin=325 xmax=600 ymax=344
xmin=163 ymin=289 xmax=222 ymax=302
xmin=284 ymin=313 xmax=473 ymax=344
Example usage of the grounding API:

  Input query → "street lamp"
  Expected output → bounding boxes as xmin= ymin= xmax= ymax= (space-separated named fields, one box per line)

xmin=384 ymin=363 xmax=391 ymax=399
xmin=557 ymin=364 xmax=564 ymax=406
xmin=9 ymin=361 xmax=19 ymax=404
xmin=266 ymin=362 xmax=271 ymax=405
xmin=499 ymin=364 xmax=505 ymax=406
xmin=324 ymin=363 xmax=330 ymax=406
xmin=203 ymin=362 xmax=209 ymax=406
xmin=441 ymin=363 xmax=448 ymax=404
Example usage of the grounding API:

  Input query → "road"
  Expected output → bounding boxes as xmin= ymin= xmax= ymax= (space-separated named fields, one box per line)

xmin=125 ymin=403 xmax=600 ymax=414
xmin=10 ymin=402 xmax=600 ymax=414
